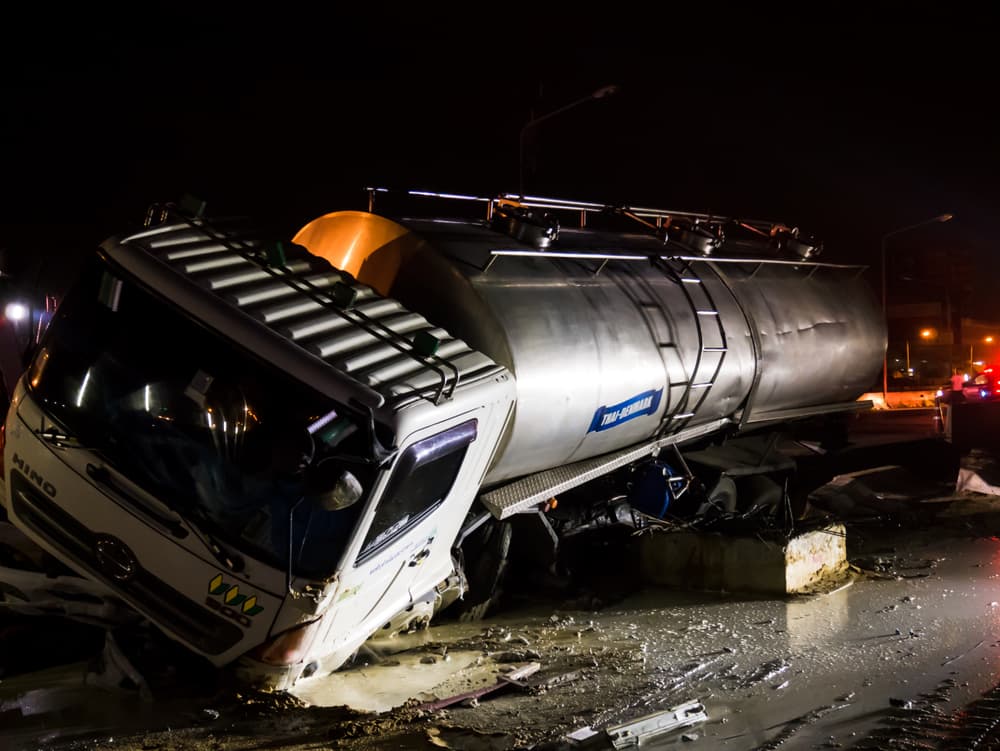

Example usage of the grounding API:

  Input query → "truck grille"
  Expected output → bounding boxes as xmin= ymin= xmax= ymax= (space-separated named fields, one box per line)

xmin=9 ymin=470 xmax=244 ymax=655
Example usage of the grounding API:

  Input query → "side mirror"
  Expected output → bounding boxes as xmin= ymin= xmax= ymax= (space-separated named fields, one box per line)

xmin=306 ymin=460 xmax=363 ymax=510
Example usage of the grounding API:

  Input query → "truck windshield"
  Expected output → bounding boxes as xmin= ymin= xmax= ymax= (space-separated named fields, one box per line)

xmin=24 ymin=258 xmax=372 ymax=578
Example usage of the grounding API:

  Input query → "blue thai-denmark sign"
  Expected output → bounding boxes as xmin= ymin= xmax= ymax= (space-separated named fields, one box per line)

xmin=588 ymin=388 xmax=663 ymax=433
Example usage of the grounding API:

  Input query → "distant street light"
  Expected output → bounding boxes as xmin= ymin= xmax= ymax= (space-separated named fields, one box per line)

xmin=519 ymin=85 xmax=619 ymax=199
xmin=881 ymin=213 xmax=954 ymax=404
xmin=972 ymin=335 xmax=996 ymax=365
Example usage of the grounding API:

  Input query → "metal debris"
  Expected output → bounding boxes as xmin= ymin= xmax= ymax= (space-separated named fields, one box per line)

xmin=493 ymin=649 xmax=542 ymax=662
xmin=415 ymin=662 xmax=540 ymax=712
xmin=527 ymin=669 xmax=583 ymax=691
xmin=742 ymin=658 xmax=790 ymax=688
xmin=565 ymin=725 xmax=598 ymax=743
xmin=942 ymin=639 xmax=985 ymax=666
xmin=604 ymin=700 xmax=708 ymax=749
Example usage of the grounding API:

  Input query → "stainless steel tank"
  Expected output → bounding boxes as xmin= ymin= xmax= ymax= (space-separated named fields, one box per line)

xmin=294 ymin=211 xmax=886 ymax=487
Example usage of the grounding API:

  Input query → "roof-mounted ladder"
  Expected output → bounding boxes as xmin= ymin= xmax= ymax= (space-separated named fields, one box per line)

xmin=143 ymin=203 xmax=463 ymax=405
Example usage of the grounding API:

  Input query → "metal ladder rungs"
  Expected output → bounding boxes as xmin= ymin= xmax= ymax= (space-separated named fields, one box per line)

xmin=680 ymin=278 xmax=702 ymax=284
xmin=671 ymin=412 xmax=696 ymax=419
xmin=703 ymin=346 xmax=728 ymax=352
xmin=690 ymin=382 xmax=713 ymax=389
xmin=696 ymin=310 xmax=719 ymax=316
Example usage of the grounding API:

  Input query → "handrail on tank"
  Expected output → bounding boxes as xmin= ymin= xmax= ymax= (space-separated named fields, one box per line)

xmin=364 ymin=186 xmax=785 ymax=235
xmin=365 ymin=187 xmax=841 ymax=269
xmin=482 ymin=249 xmax=869 ymax=277
xmin=500 ymin=193 xmax=781 ymax=236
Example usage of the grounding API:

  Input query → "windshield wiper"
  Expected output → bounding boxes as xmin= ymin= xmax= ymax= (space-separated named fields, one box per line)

xmin=34 ymin=424 xmax=87 ymax=449
xmin=86 ymin=464 xmax=189 ymax=539
xmin=86 ymin=462 xmax=244 ymax=572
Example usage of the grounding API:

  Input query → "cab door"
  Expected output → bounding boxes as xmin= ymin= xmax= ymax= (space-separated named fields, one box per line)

xmin=322 ymin=415 xmax=480 ymax=644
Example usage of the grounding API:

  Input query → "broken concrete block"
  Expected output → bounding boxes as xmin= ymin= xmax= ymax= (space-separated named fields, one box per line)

xmin=638 ymin=524 xmax=847 ymax=595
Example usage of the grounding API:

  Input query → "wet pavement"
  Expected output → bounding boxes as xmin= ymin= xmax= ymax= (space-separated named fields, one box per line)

xmin=9 ymin=417 xmax=1000 ymax=749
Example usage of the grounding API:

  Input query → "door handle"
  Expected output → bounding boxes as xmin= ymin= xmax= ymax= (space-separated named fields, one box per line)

xmin=408 ymin=548 xmax=431 ymax=567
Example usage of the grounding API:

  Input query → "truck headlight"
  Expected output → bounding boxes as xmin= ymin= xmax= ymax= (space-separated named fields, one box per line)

xmin=248 ymin=618 xmax=324 ymax=666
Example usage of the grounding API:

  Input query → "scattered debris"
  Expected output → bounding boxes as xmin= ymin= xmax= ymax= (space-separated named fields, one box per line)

xmin=742 ymin=658 xmax=790 ymax=688
xmin=755 ymin=701 xmax=851 ymax=750
xmin=416 ymin=662 xmax=540 ymax=712
xmin=527 ymin=670 xmax=583 ymax=692
xmin=956 ymin=450 xmax=1000 ymax=496
xmin=565 ymin=725 xmax=599 ymax=743
xmin=604 ymin=700 xmax=708 ymax=749
xmin=942 ymin=639 xmax=986 ymax=666
xmin=425 ymin=726 xmax=519 ymax=750
xmin=493 ymin=650 xmax=542 ymax=662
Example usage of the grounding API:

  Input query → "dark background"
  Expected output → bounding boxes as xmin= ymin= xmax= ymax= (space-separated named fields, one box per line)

xmin=2 ymin=9 xmax=997 ymax=311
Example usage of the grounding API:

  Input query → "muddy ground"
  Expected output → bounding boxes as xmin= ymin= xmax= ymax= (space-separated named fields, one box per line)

xmin=8 ymin=453 xmax=1000 ymax=750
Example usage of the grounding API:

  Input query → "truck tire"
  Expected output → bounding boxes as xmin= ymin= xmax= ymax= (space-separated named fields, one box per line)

xmin=452 ymin=519 xmax=512 ymax=622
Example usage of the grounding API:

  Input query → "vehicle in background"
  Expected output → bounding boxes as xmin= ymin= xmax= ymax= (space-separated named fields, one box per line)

xmin=937 ymin=367 xmax=1000 ymax=404
xmin=961 ymin=366 xmax=1000 ymax=402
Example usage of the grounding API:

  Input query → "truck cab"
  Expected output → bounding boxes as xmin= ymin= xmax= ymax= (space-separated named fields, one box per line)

xmin=1 ymin=208 xmax=514 ymax=689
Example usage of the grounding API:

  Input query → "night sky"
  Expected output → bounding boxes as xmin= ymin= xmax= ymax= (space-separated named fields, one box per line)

xmin=2 ymin=10 xmax=997 ymax=314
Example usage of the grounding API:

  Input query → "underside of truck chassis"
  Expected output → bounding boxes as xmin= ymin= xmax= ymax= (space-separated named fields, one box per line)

xmin=448 ymin=411 xmax=862 ymax=622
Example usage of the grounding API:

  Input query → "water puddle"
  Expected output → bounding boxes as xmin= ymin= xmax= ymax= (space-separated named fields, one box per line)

xmin=291 ymin=649 xmax=491 ymax=712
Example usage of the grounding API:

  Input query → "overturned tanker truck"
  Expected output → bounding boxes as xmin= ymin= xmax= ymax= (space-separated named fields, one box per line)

xmin=0 ymin=190 xmax=885 ymax=690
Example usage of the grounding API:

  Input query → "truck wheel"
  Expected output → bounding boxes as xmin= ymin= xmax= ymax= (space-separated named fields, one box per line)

xmin=452 ymin=520 xmax=512 ymax=622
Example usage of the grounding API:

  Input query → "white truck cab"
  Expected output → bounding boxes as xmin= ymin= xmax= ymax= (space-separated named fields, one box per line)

xmin=2 ymin=207 xmax=514 ymax=689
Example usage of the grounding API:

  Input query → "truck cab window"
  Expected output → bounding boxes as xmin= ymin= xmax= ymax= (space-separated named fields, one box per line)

xmin=25 ymin=257 xmax=374 ymax=578
xmin=357 ymin=419 xmax=477 ymax=564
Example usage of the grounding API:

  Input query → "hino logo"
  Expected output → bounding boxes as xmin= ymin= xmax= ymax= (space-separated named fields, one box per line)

xmin=11 ymin=453 xmax=57 ymax=497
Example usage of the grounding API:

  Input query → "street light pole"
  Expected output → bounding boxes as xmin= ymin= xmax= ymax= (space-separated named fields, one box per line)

xmin=881 ymin=213 xmax=954 ymax=405
xmin=519 ymin=85 xmax=619 ymax=199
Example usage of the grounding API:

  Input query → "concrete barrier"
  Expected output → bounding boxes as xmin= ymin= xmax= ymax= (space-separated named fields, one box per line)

xmin=639 ymin=524 xmax=848 ymax=595
xmin=858 ymin=391 xmax=940 ymax=410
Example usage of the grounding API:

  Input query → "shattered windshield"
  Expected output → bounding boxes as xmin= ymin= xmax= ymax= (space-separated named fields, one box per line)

xmin=24 ymin=257 xmax=374 ymax=578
